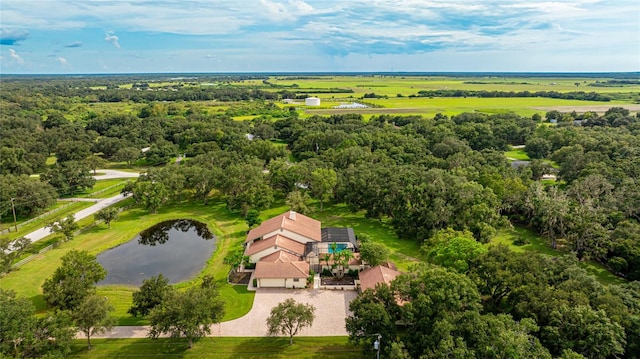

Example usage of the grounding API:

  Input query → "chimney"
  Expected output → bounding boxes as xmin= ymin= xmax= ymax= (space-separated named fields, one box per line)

xmin=289 ymin=211 xmax=296 ymax=221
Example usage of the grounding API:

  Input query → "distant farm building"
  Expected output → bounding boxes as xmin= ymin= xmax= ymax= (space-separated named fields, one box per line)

xmin=333 ymin=102 xmax=369 ymax=109
xmin=305 ymin=97 xmax=321 ymax=106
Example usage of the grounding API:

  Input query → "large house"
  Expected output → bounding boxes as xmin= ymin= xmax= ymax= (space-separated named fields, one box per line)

xmin=244 ymin=210 xmax=360 ymax=288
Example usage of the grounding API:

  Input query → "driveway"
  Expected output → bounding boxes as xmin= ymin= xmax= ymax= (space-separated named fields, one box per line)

xmin=93 ymin=169 xmax=140 ymax=180
xmin=214 ymin=288 xmax=357 ymax=337
xmin=91 ymin=288 xmax=357 ymax=339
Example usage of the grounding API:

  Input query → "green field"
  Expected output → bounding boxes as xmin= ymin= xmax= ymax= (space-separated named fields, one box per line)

xmin=267 ymin=75 xmax=640 ymax=96
xmin=67 ymin=337 xmax=364 ymax=358
xmin=505 ymin=149 xmax=530 ymax=161
xmin=493 ymin=226 xmax=624 ymax=285
xmin=69 ymin=75 xmax=640 ymax=121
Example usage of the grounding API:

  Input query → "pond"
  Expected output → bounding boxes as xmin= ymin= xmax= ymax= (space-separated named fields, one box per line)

xmin=97 ymin=219 xmax=216 ymax=286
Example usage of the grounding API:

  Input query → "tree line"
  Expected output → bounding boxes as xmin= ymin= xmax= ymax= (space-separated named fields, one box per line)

xmin=347 ymin=237 xmax=640 ymax=358
xmin=412 ymin=89 xmax=612 ymax=101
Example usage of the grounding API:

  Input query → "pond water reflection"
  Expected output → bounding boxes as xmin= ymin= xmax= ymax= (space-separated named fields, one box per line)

xmin=97 ymin=219 xmax=216 ymax=286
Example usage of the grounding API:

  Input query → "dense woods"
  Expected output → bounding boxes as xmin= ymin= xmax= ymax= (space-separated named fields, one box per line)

xmin=1 ymin=76 xmax=639 ymax=357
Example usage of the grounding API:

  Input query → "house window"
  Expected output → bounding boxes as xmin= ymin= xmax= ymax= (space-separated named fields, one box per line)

xmin=293 ymin=278 xmax=300 ymax=282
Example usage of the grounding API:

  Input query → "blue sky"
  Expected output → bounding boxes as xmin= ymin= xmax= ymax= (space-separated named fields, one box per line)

xmin=1 ymin=0 xmax=638 ymax=74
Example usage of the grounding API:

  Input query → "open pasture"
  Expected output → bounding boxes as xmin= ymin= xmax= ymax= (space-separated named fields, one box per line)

xmin=304 ymin=96 xmax=633 ymax=117
xmin=267 ymin=75 xmax=640 ymax=96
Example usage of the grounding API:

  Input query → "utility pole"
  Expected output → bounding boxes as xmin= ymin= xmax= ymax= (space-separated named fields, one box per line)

xmin=374 ymin=334 xmax=381 ymax=359
xmin=10 ymin=198 xmax=18 ymax=232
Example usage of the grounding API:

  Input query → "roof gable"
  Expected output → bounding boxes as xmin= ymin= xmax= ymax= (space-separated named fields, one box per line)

xmin=245 ymin=234 xmax=306 ymax=258
xmin=246 ymin=211 xmax=321 ymax=243
xmin=254 ymin=261 xmax=309 ymax=279
xmin=359 ymin=265 xmax=401 ymax=292
xmin=260 ymin=250 xmax=302 ymax=262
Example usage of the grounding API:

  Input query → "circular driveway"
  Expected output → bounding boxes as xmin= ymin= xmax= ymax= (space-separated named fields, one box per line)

xmin=214 ymin=288 xmax=357 ymax=337
xmin=90 ymin=288 xmax=357 ymax=339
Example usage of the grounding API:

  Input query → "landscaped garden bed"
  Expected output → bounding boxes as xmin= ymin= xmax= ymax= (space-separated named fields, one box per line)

xmin=228 ymin=271 xmax=251 ymax=285
xmin=320 ymin=276 xmax=356 ymax=286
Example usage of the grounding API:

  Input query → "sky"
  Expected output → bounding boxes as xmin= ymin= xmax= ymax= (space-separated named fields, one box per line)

xmin=0 ymin=0 xmax=638 ymax=74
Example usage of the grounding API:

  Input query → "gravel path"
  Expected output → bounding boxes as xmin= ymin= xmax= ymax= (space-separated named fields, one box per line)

xmin=90 ymin=288 xmax=356 ymax=339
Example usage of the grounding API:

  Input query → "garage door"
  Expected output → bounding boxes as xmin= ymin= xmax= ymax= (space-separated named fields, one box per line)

xmin=259 ymin=278 xmax=286 ymax=287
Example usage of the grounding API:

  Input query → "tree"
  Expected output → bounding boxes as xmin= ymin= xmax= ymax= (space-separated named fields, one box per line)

xmin=346 ymin=285 xmax=400 ymax=356
xmin=0 ymin=289 xmax=74 ymax=358
xmin=42 ymin=250 xmax=107 ymax=311
xmin=266 ymin=298 xmax=316 ymax=345
xmin=0 ymin=288 xmax=34 ymax=357
xmin=359 ymin=241 xmax=390 ymax=267
xmin=525 ymin=137 xmax=552 ymax=159
xmin=41 ymin=160 xmax=95 ymax=195
xmin=114 ymin=146 xmax=140 ymax=166
xmin=224 ymin=249 xmax=251 ymax=274
xmin=286 ymin=190 xmax=311 ymax=214
xmin=132 ymin=180 xmax=169 ymax=213
xmin=95 ymin=207 xmax=119 ymax=228
xmin=542 ymin=304 xmax=626 ymax=358
xmin=309 ymin=168 xmax=337 ymax=211
xmin=148 ymin=284 xmax=225 ymax=348
xmin=245 ymin=209 xmax=262 ymax=229
xmin=0 ymin=174 xmax=58 ymax=217
xmin=330 ymin=243 xmax=355 ymax=279
xmin=84 ymin=154 xmax=108 ymax=175
xmin=47 ymin=214 xmax=79 ymax=242
xmin=424 ymin=234 xmax=487 ymax=273
xmin=128 ymin=274 xmax=171 ymax=317
xmin=0 ymin=236 xmax=30 ymax=274
xmin=221 ymin=162 xmax=274 ymax=215
xmin=72 ymin=295 xmax=116 ymax=350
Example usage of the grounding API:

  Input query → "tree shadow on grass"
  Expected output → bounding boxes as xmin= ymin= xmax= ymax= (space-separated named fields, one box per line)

xmin=229 ymin=337 xmax=366 ymax=359
xmin=29 ymin=294 xmax=47 ymax=312
xmin=69 ymin=338 xmax=191 ymax=358
xmin=230 ymin=337 xmax=289 ymax=358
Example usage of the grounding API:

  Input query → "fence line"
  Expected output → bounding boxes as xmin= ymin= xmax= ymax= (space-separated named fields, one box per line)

xmin=0 ymin=202 xmax=76 ymax=235
xmin=11 ymin=204 xmax=130 ymax=269
xmin=1 ymin=182 xmax=129 ymax=235
xmin=13 ymin=243 xmax=56 ymax=268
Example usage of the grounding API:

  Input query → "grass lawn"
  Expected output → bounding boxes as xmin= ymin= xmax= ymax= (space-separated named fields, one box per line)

xmin=504 ymin=149 xmax=530 ymax=161
xmin=60 ymin=179 xmax=130 ymax=199
xmin=67 ymin=337 xmax=364 ymax=358
xmin=0 ymin=197 xmax=256 ymax=324
xmin=493 ymin=225 xmax=625 ymax=285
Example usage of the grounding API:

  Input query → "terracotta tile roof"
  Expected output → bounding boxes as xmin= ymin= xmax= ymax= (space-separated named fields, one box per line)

xmin=260 ymin=250 xmax=302 ymax=262
xmin=254 ymin=261 xmax=309 ymax=279
xmin=245 ymin=211 xmax=321 ymax=243
xmin=245 ymin=234 xmax=306 ymax=257
xmin=359 ymin=265 xmax=401 ymax=292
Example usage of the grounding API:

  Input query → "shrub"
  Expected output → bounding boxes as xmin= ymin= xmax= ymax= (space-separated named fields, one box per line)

xmin=513 ymin=237 xmax=530 ymax=246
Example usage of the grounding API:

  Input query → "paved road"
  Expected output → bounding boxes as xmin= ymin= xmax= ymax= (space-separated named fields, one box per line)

xmin=20 ymin=169 xmax=139 ymax=245
xmin=90 ymin=288 xmax=356 ymax=339
xmin=24 ymin=194 xmax=132 ymax=243
xmin=94 ymin=169 xmax=141 ymax=181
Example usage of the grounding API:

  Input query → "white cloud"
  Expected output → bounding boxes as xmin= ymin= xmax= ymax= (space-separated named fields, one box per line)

xmin=8 ymin=48 xmax=24 ymax=64
xmin=105 ymin=31 xmax=120 ymax=48
xmin=56 ymin=56 xmax=70 ymax=67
